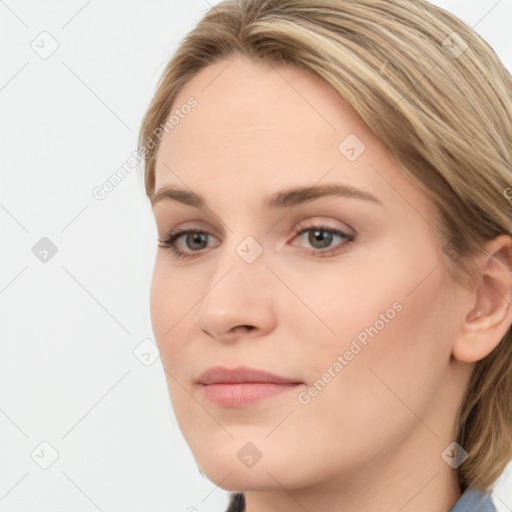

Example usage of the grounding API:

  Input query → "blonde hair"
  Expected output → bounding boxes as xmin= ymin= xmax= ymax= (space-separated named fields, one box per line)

xmin=139 ymin=0 xmax=512 ymax=496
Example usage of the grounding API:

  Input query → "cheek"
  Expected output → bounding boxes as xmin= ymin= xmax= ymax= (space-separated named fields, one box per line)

xmin=291 ymin=247 xmax=452 ymax=423
xmin=149 ymin=258 xmax=195 ymax=365
xmin=149 ymin=261 xmax=171 ymax=341
xmin=149 ymin=263 xmax=200 ymax=417
xmin=150 ymin=254 xmax=195 ymax=331
xmin=309 ymin=284 xmax=450 ymax=446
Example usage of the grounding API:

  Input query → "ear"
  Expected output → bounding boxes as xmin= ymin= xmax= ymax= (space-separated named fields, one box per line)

xmin=452 ymin=234 xmax=512 ymax=363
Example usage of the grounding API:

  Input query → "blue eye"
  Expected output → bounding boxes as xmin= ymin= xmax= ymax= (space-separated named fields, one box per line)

xmin=157 ymin=224 xmax=354 ymax=260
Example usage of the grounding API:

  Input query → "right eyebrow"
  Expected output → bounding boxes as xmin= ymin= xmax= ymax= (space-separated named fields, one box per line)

xmin=150 ymin=182 xmax=382 ymax=209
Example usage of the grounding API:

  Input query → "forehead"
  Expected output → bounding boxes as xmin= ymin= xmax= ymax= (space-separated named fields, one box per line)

xmin=154 ymin=54 xmax=370 ymax=169
xmin=152 ymin=55 xmax=432 ymax=219
xmin=171 ymin=54 xmax=341 ymax=125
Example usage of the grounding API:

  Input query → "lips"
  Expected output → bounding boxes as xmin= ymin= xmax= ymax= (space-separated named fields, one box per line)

xmin=196 ymin=366 xmax=303 ymax=407
xmin=196 ymin=365 xmax=302 ymax=385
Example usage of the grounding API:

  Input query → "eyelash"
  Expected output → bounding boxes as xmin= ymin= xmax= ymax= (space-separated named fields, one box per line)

xmin=157 ymin=224 xmax=354 ymax=261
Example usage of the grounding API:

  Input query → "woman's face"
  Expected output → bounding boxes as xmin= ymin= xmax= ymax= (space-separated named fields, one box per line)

xmin=149 ymin=55 xmax=472 ymax=494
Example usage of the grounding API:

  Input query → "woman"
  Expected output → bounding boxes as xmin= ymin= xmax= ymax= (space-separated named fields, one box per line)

xmin=138 ymin=1 xmax=512 ymax=510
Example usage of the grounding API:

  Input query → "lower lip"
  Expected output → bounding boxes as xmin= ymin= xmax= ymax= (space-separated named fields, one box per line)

xmin=200 ymin=382 xmax=301 ymax=407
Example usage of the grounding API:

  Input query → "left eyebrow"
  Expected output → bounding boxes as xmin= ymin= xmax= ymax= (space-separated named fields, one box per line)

xmin=150 ymin=183 xmax=382 ymax=209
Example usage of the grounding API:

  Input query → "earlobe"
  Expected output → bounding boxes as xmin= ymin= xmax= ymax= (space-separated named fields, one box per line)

xmin=452 ymin=235 xmax=512 ymax=363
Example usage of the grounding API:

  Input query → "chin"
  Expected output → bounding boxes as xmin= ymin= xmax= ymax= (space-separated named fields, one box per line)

xmin=199 ymin=464 xmax=288 ymax=493
xmin=193 ymin=442 xmax=319 ymax=494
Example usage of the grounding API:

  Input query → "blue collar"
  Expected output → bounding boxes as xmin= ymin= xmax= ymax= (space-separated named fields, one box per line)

xmin=449 ymin=489 xmax=496 ymax=512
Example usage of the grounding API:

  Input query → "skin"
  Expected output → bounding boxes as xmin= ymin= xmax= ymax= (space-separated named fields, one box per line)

xmin=149 ymin=54 xmax=512 ymax=512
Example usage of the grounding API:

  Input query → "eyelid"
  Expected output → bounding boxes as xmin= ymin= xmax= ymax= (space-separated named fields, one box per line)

xmin=294 ymin=217 xmax=354 ymax=237
xmin=158 ymin=215 xmax=353 ymax=238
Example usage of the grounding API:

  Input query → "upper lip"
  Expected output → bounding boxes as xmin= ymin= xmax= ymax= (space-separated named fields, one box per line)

xmin=197 ymin=365 xmax=302 ymax=385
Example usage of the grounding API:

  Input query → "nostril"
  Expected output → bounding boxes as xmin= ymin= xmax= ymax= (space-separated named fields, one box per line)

xmin=228 ymin=325 xmax=256 ymax=335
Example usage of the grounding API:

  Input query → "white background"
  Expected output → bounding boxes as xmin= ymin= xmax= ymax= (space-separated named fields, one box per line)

xmin=1 ymin=1 xmax=511 ymax=511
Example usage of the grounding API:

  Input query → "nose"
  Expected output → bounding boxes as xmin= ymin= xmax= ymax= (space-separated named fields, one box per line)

xmin=193 ymin=250 xmax=277 ymax=341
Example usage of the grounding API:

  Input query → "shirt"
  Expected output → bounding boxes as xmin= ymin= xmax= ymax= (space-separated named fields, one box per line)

xmin=449 ymin=488 xmax=496 ymax=512
xmin=225 ymin=488 xmax=497 ymax=511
